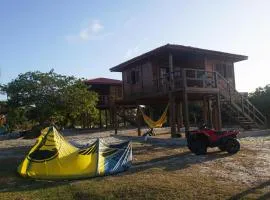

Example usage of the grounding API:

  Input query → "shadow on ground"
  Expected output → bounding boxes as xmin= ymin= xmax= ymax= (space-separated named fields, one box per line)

xmin=0 ymin=138 xmax=231 ymax=194
xmin=227 ymin=180 xmax=270 ymax=200
xmin=129 ymin=150 xmax=230 ymax=173
xmin=113 ymin=134 xmax=187 ymax=147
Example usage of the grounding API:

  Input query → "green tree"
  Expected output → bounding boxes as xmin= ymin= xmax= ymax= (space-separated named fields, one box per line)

xmin=61 ymin=81 xmax=99 ymax=128
xmin=249 ymin=84 xmax=270 ymax=127
xmin=0 ymin=70 xmax=99 ymax=130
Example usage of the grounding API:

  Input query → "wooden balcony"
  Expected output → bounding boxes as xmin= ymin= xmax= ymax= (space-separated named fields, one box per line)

xmin=121 ymin=68 xmax=266 ymax=128
xmin=97 ymin=95 xmax=122 ymax=108
xmin=97 ymin=95 xmax=111 ymax=106
xmin=125 ymin=68 xmax=219 ymax=100
xmin=154 ymin=68 xmax=217 ymax=93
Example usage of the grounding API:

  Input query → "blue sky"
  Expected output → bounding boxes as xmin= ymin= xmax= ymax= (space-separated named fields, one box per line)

xmin=0 ymin=0 xmax=270 ymax=93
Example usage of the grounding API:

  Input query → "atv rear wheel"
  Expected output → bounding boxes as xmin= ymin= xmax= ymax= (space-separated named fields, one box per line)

xmin=188 ymin=139 xmax=207 ymax=155
xmin=225 ymin=138 xmax=240 ymax=154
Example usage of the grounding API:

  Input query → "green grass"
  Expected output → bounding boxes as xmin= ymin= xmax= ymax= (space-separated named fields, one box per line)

xmin=0 ymin=141 xmax=269 ymax=200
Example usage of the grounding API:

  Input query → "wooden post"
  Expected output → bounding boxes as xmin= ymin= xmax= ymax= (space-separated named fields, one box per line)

xmin=216 ymin=93 xmax=222 ymax=130
xmin=179 ymin=102 xmax=183 ymax=128
xmin=169 ymin=53 xmax=174 ymax=90
xmin=169 ymin=53 xmax=176 ymax=137
xmin=113 ymin=105 xmax=118 ymax=135
xmin=183 ymin=91 xmax=189 ymax=133
xmin=105 ymin=109 xmax=108 ymax=129
xmin=208 ymin=99 xmax=213 ymax=128
xmin=182 ymin=68 xmax=189 ymax=134
xmin=149 ymin=107 xmax=154 ymax=120
xmin=99 ymin=109 xmax=102 ymax=129
xmin=169 ymin=92 xmax=176 ymax=137
xmin=203 ymin=96 xmax=208 ymax=123
xmin=123 ymin=107 xmax=127 ymax=127
xmin=176 ymin=103 xmax=180 ymax=133
xmin=136 ymin=104 xmax=141 ymax=136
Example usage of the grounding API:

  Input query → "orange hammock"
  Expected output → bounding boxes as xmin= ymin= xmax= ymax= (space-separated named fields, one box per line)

xmin=139 ymin=104 xmax=169 ymax=128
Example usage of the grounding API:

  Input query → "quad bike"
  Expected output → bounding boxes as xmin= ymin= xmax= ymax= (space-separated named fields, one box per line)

xmin=186 ymin=124 xmax=240 ymax=155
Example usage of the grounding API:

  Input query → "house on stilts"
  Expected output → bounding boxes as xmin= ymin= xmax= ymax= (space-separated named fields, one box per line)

xmin=108 ymin=44 xmax=266 ymax=136
xmin=85 ymin=77 xmax=123 ymax=128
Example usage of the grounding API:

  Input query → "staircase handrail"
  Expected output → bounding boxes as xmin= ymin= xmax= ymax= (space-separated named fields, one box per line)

xmin=215 ymin=71 xmax=266 ymax=125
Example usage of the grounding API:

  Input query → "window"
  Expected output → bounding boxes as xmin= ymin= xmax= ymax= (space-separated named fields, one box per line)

xmin=215 ymin=64 xmax=226 ymax=77
xmin=130 ymin=70 xmax=139 ymax=84
xmin=226 ymin=64 xmax=233 ymax=78
xmin=160 ymin=67 xmax=169 ymax=81
xmin=215 ymin=63 xmax=234 ymax=78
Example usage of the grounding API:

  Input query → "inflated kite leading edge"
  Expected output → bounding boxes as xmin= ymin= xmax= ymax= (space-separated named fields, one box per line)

xmin=17 ymin=127 xmax=132 ymax=179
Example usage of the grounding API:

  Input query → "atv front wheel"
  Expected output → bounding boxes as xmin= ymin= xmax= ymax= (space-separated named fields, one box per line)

xmin=225 ymin=138 xmax=240 ymax=154
xmin=189 ymin=139 xmax=207 ymax=155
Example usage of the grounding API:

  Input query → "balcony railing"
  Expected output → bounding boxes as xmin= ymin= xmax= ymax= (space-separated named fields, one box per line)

xmin=125 ymin=67 xmax=266 ymax=128
xmin=98 ymin=95 xmax=123 ymax=106
xmin=216 ymin=72 xmax=266 ymax=126
xmin=153 ymin=68 xmax=217 ymax=93
xmin=98 ymin=95 xmax=110 ymax=106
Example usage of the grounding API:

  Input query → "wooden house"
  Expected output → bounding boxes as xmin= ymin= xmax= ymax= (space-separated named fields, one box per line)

xmin=85 ymin=77 xmax=123 ymax=128
xmin=110 ymin=44 xmax=266 ymax=136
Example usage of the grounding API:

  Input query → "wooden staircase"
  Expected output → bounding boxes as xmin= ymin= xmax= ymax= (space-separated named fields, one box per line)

xmin=216 ymin=72 xmax=266 ymax=129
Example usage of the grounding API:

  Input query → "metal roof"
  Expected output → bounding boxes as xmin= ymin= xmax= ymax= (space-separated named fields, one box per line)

xmin=85 ymin=77 xmax=122 ymax=85
xmin=110 ymin=44 xmax=248 ymax=72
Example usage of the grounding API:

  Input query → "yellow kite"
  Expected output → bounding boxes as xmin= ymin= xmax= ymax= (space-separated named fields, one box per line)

xmin=17 ymin=127 xmax=132 ymax=179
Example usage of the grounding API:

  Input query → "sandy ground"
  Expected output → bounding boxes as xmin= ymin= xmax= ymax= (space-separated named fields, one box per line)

xmin=0 ymin=127 xmax=269 ymax=189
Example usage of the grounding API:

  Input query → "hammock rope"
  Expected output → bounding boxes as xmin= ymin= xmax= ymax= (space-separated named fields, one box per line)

xmin=139 ymin=104 xmax=169 ymax=128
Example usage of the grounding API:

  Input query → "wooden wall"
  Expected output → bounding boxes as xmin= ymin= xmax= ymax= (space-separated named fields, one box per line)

xmin=204 ymin=58 xmax=235 ymax=87
xmin=123 ymin=61 xmax=153 ymax=97
xmin=121 ymin=54 xmax=237 ymax=99
xmin=110 ymin=85 xmax=122 ymax=100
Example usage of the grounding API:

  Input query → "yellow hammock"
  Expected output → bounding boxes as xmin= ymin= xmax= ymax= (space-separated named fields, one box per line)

xmin=139 ymin=104 xmax=169 ymax=128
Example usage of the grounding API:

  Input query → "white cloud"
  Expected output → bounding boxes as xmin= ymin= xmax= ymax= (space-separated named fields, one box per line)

xmin=66 ymin=20 xmax=105 ymax=43
xmin=124 ymin=38 xmax=149 ymax=59
xmin=91 ymin=21 xmax=103 ymax=33
xmin=125 ymin=46 xmax=139 ymax=59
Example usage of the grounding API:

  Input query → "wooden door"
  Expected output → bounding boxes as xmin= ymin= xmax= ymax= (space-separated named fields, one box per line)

xmin=142 ymin=62 xmax=153 ymax=94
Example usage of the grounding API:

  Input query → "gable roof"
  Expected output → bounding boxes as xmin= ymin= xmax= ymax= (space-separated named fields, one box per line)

xmin=85 ymin=77 xmax=122 ymax=85
xmin=110 ymin=44 xmax=248 ymax=72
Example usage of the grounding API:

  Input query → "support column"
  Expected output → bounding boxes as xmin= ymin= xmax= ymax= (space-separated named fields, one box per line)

xmin=99 ymin=109 xmax=102 ymax=129
xmin=123 ymin=107 xmax=127 ymax=127
xmin=203 ymin=96 xmax=208 ymax=124
xmin=105 ymin=109 xmax=108 ymax=129
xmin=168 ymin=53 xmax=176 ymax=137
xmin=149 ymin=107 xmax=154 ymax=120
xmin=183 ymin=91 xmax=190 ymax=133
xmin=176 ymin=103 xmax=180 ymax=133
xmin=169 ymin=92 xmax=176 ymax=137
xmin=109 ymin=105 xmax=113 ymax=128
xmin=182 ymin=68 xmax=189 ymax=135
xmin=179 ymin=102 xmax=183 ymax=128
xmin=136 ymin=104 xmax=141 ymax=136
xmin=216 ymin=93 xmax=222 ymax=130
xmin=208 ymin=99 xmax=213 ymax=128
xmin=113 ymin=105 xmax=118 ymax=135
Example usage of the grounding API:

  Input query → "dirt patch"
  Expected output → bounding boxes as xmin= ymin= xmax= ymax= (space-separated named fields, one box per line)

xmin=0 ymin=129 xmax=269 ymax=199
xmin=198 ymin=136 xmax=270 ymax=186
